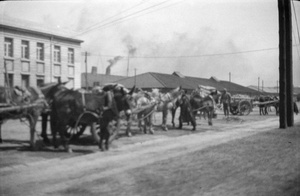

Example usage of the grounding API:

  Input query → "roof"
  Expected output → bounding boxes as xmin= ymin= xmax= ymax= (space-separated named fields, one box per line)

xmin=81 ymin=73 xmax=126 ymax=88
xmin=115 ymin=72 xmax=260 ymax=95
xmin=0 ymin=16 xmax=83 ymax=43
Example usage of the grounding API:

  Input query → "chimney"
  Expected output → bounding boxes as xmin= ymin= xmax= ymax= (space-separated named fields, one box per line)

xmin=91 ymin=66 xmax=97 ymax=75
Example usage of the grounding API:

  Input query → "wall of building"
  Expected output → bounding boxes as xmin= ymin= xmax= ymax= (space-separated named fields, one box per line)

xmin=0 ymin=26 xmax=82 ymax=89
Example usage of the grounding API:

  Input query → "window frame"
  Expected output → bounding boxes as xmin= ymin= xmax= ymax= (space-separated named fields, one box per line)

xmin=21 ymin=40 xmax=30 ymax=59
xmin=4 ymin=37 xmax=13 ymax=57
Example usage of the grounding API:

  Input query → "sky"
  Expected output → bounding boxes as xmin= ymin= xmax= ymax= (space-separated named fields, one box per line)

xmin=1 ymin=0 xmax=300 ymax=87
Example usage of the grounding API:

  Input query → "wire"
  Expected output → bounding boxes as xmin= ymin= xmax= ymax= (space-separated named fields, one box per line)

xmin=81 ymin=47 xmax=280 ymax=59
xmin=76 ymin=0 xmax=151 ymax=35
xmin=75 ymin=0 xmax=173 ymax=36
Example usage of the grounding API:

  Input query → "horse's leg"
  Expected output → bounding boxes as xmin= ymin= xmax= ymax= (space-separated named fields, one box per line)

xmin=41 ymin=112 xmax=50 ymax=144
xmin=0 ymin=123 xmax=3 ymax=143
xmin=162 ymin=109 xmax=168 ymax=131
xmin=90 ymin=122 xmax=99 ymax=144
xmin=28 ymin=114 xmax=39 ymax=150
xmin=148 ymin=114 xmax=154 ymax=134
xmin=208 ymin=109 xmax=213 ymax=126
xmin=126 ymin=115 xmax=132 ymax=137
xmin=137 ymin=113 xmax=143 ymax=133
xmin=59 ymin=124 xmax=71 ymax=153
xmin=171 ymin=106 xmax=177 ymax=128
xmin=50 ymin=114 xmax=58 ymax=149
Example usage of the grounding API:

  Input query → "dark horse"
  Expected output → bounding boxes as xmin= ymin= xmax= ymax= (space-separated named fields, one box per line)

xmin=39 ymin=82 xmax=68 ymax=144
xmin=50 ymin=84 xmax=135 ymax=152
xmin=258 ymin=96 xmax=279 ymax=115
xmin=0 ymin=86 xmax=47 ymax=149
xmin=172 ymin=89 xmax=220 ymax=129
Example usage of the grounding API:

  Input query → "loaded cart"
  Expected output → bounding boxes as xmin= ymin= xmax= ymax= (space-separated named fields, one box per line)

xmin=229 ymin=95 xmax=253 ymax=116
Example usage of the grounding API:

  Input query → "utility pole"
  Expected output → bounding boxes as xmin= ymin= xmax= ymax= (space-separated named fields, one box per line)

xmin=229 ymin=72 xmax=231 ymax=82
xmin=278 ymin=0 xmax=294 ymax=128
xmin=127 ymin=51 xmax=130 ymax=77
xmin=258 ymin=77 xmax=260 ymax=93
xmin=134 ymin=68 xmax=137 ymax=86
xmin=85 ymin=51 xmax=88 ymax=90
xmin=262 ymin=80 xmax=264 ymax=92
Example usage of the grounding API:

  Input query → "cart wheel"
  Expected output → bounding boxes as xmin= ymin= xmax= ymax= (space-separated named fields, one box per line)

xmin=239 ymin=101 xmax=251 ymax=116
xmin=66 ymin=123 xmax=87 ymax=140
xmin=230 ymin=106 xmax=239 ymax=115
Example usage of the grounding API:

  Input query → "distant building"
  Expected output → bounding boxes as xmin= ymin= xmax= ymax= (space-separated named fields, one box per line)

xmin=115 ymin=72 xmax=260 ymax=96
xmin=81 ymin=73 xmax=126 ymax=90
xmin=0 ymin=18 xmax=84 ymax=89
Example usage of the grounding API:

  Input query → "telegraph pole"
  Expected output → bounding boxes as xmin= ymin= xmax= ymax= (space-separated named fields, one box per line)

xmin=85 ymin=51 xmax=88 ymax=90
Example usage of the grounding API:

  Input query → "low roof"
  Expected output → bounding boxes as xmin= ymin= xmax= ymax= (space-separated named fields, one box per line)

xmin=116 ymin=72 xmax=260 ymax=95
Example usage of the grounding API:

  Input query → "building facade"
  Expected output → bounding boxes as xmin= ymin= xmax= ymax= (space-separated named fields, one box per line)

xmin=0 ymin=23 xmax=83 ymax=89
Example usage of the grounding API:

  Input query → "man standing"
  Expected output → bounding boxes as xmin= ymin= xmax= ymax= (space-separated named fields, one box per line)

xmin=220 ymin=88 xmax=231 ymax=117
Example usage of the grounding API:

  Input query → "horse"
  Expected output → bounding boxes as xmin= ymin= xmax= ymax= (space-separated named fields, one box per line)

xmin=131 ymin=90 xmax=157 ymax=134
xmin=101 ymin=83 xmax=135 ymax=139
xmin=50 ymin=84 xmax=135 ymax=152
xmin=172 ymin=89 xmax=220 ymax=129
xmin=0 ymin=86 xmax=47 ymax=149
xmin=39 ymin=82 xmax=68 ymax=144
xmin=258 ymin=96 xmax=279 ymax=115
xmin=149 ymin=87 xmax=183 ymax=131
xmin=177 ymin=93 xmax=196 ymax=130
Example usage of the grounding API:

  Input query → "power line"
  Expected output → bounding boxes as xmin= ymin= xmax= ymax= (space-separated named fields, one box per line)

xmin=75 ymin=0 xmax=173 ymax=36
xmin=76 ymin=0 xmax=151 ymax=35
xmin=81 ymin=47 xmax=280 ymax=59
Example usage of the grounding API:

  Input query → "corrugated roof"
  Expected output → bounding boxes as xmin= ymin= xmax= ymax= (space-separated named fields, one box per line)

xmin=115 ymin=72 xmax=260 ymax=95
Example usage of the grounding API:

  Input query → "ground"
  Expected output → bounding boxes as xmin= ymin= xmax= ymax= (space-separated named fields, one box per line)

xmin=0 ymin=104 xmax=300 ymax=196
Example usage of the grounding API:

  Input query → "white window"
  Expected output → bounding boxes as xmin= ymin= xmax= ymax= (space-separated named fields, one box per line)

xmin=37 ymin=62 xmax=45 ymax=74
xmin=4 ymin=60 xmax=14 ymax=71
xmin=4 ymin=37 xmax=13 ymax=57
xmin=54 ymin=45 xmax=61 ymax=62
xmin=36 ymin=43 xmax=44 ymax=61
xmin=68 ymin=66 xmax=74 ymax=76
xmin=54 ymin=64 xmax=61 ymax=75
xmin=21 ymin=40 xmax=30 ymax=59
xmin=21 ymin=75 xmax=30 ymax=88
xmin=21 ymin=61 xmax=30 ymax=72
xmin=68 ymin=48 xmax=74 ymax=64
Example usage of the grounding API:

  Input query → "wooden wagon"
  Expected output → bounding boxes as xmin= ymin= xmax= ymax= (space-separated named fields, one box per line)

xmin=229 ymin=95 xmax=253 ymax=116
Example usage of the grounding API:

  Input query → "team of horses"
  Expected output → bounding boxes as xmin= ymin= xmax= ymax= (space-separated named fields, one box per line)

xmin=1 ymin=82 xmax=298 ymax=152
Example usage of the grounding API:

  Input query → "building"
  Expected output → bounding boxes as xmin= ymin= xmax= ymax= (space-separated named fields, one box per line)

xmin=114 ymin=72 xmax=260 ymax=96
xmin=0 ymin=19 xmax=83 ymax=89
xmin=81 ymin=73 xmax=126 ymax=90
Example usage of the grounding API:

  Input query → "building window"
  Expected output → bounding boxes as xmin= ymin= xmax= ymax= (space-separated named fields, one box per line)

xmin=36 ymin=43 xmax=44 ymax=61
xmin=4 ymin=60 xmax=14 ymax=71
xmin=4 ymin=37 xmax=13 ymax=57
xmin=36 ymin=76 xmax=44 ymax=87
xmin=21 ymin=40 xmax=30 ymax=59
xmin=3 ymin=74 xmax=14 ymax=87
xmin=67 ymin=78 xmax=74 ymax=89
xmin=54 ymin=64 xmax=61 ymax=75
xmin=21 ymin=61 xmax=30 ymax=72
xmin=68 ymin=66 xmax=74 ymax=76
xmin=54 ymin=45 xmax=61 ymax=63
xmin=37 ymin=62 xmax=45 ymax=74
xmin=21 ymin=75 xmax=30 ymax=88
xmin=68 ymin=48 xmax=74 ymax=64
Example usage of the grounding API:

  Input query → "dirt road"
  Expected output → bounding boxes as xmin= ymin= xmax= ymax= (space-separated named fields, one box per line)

xmin=1 ymin=108 xmax=300 ymax=196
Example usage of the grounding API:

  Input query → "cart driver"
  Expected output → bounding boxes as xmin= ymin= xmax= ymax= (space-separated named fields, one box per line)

xmin=220 ymin=88 xmax=231 ymax=117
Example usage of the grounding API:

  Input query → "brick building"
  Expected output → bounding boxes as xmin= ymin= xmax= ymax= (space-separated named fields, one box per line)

xmin=0 ymin=20 xmax=83 ymax=89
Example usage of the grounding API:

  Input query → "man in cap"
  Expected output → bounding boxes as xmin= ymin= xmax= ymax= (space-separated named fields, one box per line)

xmin=220 ymin=88 xmax=231 ymax=117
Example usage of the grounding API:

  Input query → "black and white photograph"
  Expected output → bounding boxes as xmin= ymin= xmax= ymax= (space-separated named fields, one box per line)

xmin=0 ymin=0 xmax=300 ymax=195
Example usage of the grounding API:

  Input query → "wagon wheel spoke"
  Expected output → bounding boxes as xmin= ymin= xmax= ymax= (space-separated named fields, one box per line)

xmin=66 ymin=124 xmax=87 ymax=140
xmin=239 ymin=101 xmax=251 ymax=116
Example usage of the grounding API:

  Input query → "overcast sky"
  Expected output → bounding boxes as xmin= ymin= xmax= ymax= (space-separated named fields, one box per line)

xmin=1 ymin=0 xmax=300 ymax=87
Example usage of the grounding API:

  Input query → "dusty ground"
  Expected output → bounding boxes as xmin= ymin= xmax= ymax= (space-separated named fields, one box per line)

xmin=0 ymin=105 xmax=299 ymax=196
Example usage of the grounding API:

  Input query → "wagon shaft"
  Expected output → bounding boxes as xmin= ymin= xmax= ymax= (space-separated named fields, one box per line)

xmin=0 ymin=102 xmax=45 ymax=114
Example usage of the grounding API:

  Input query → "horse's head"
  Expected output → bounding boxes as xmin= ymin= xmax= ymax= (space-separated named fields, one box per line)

xmin=108 ymin=84 xmax=135 ymax=117
xmin=40 ymin=81 xmax=68 ymax=102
